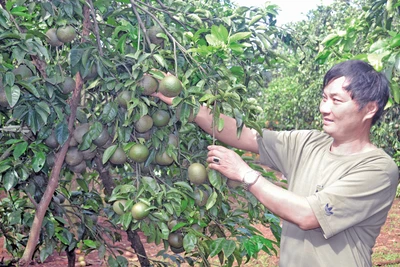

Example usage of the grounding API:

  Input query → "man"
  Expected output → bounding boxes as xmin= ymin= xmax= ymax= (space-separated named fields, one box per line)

xmin=154 ymin=60 xmax=399 ymax=266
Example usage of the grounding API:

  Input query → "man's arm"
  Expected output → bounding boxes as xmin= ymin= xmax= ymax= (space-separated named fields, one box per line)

xmin=207 ymin=144 xmax=320 ymax=230
xmin=152 ymin=92 xmax=259 ymax=153
xmin=194 ymin=105 xmax=259 ymax=153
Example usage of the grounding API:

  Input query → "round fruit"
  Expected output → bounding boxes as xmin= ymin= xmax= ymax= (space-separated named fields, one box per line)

xmin=68 ymin=160 xmax=86 ymax=174
xmin=13 ymin=65 xmax=33 ymax=79
xmin=56 ymin=193 xmax=66 ymax=204
xmin=191 ymin=224 xmax=203 ymax=232
xmin=128 ymin=143 xmax=149 ymax=163
xmin=152 ymin=110 xmax=170 ymax=127
xmin=170 ymin=246 xmax=185 ymax=254
xmin=194 ymin=189 xmax=209 ymax=207
xmin=0 ymin=86 xmax=9 ymax=108
xmin=147 ymin=26 xmax=164 ymax=45
xmin=62 ymin=77 xmax=75 ymax=94
xmin=73 ymin=123 xmax=90 ymax=144
xmin=155 ymin=151 xmax=174 ymax=166
xmin=131 ymin=202 xmax=150 ymax=220
xmin=167 ymin=218 xmax=179 ymax=230
xmin=168 ymin=232 xmax=183 ymax=248
xmin=46 ymin=152 xmax=56 ymax=167
xmin=158 ymin=75 xmax=183 ymax=97
xmin=69 ymin=136 xmax=79 ymax=147
xmin=56 ymin=25 xmax=76 ymax=43
xmin=46 ymin=28 xmax=62 ymax=47
xmin=136 ymin=130 xmax=152 ymax=140
xmin=82 ymin=148 xmax=96 ymax=160
xmin=188 ymin=163 xmax=208 ymax=185
xmin=227 ymin=179 xmax=242 ymax=189
xmin=79 ymin=260 xmax=86 ymax=267
xmin=84 ymin=65 xmax=98 ymax=80
xmin=139 ymin=75 xmax=158 ymax=95
xmin=117 ymin=90 xmax=132 ymax=109
xmin=65 ymin=147 xmax=84 ymax=166
xmin=134 ymin=115 xmax=153 ymax=133
xmin=44 ymin=131 xmax=59 ymax=148
xmin=93 ymin=126 xmax=110 ymax=147
xmin=110 ymin=147 xmax=127 ymax=165
xmin=77 ymin=256 xmax=85 ymax=262
xmin=176 ymin=104 xmax=195 ymax=123
xmin=112 ymin=200 xmax=127 ymax=215
xmin=168 ymin=134 xmax=179 ymax=147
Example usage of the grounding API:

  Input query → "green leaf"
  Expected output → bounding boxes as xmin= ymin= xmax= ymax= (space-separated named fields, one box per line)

xmin=32 ymin=151 xmax=46 ymax=172
xmin=103 ymin=145 xmax=117 ymax=164
xmin=3 ymin=170 xmax=17 ymax=191
xmin=210 ymin=238 xmax=224 ymax=257
xmin=83 ymin=239 xmax=98 ymax=249
xmin=217 ymin=118 xmax=224 ymax=132
xmin=222 ymin=239 xmax=236 ymax=258
xmin=100 ymin=102 xmax=118 ymax=123
xmin=206 ymin=190 xmax=218 ymax=210
xmin=183 ymin=232 xmax=197 ymax=252
xmin=77 ymin=178 xmax=89 ymax=192
xmin=5 ymin=85 xmax=20 ymax=107
xmin=248 ymin=15 xmax=263 ymax=26
xmin=16 ymin=80 xmax=40 ymax=98
xmin=153 ymin=54 xmax=166 ymax=68
xmin=55 ymin=122 xmax=69 ymax=146
xmin=13 ymin=141 xmax=28 ymax=159
xmin=229 ymin=31 xmax=251 ymax=43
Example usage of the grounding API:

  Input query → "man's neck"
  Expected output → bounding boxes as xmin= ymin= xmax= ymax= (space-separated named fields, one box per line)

xmin=330 ymin=134 xmax=376 ymax=155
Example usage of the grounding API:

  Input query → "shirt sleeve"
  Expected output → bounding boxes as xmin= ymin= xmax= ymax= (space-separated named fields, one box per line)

xmin=306 ymin=159 xmax=398 ymax=239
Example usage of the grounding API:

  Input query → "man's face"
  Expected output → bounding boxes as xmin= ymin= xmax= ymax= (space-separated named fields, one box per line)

xmin=319 ymin=77 xmax=369 ymax=141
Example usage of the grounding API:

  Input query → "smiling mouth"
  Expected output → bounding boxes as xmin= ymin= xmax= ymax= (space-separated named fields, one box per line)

xmin=323 ymin=118 xmax=333 ymax=124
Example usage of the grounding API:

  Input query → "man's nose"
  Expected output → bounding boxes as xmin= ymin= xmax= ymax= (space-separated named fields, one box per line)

xmin=319 ymin=100 xmax=331 ymax=114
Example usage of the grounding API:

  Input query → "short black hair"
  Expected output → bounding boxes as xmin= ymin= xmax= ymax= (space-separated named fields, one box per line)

xmin=322 ymin=60 xmax=390 ymax=125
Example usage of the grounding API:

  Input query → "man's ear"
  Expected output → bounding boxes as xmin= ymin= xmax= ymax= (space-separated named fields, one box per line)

xmin=363 ymin=102 xmax=378 ymax=121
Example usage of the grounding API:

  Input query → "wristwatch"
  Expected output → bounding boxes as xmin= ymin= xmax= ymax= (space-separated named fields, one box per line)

xmin=242 ymin=170 xmax=261 ymax=190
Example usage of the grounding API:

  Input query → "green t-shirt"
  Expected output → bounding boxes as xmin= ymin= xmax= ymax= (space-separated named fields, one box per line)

xmin=257 ymin=130 xmax=399 ymax=267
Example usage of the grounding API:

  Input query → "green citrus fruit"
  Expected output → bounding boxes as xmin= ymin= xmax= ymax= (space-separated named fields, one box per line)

xmin=136 ymin=130 xmax=152 ymax=140
xmin=168 ymin=134 xmax=179 ymax=147
xmin=46 ymin=28 xmax=62 ymax=47
xmin=168 ymin=232 xmax=184 ymax=248
xmin=113 ymin=200 xmax=127 ymax=215
xmin=44 ymin=131 xmax=59 ymax=148
xmin=13 ymin=65 xmax=33 ymax=79
xmin=131 ymin=202 xmax=150 ymax=220
xmin=65 ymin=147 xmax=84 ymax=166
xmin=117 ymin=90 xmax=132 ymax=109
xmin=170 ymin=246 xmax=185 ymax=254
xmin=73 ymin=123 xmax=90 ymax=144
xmin=128 ymin=143 xmax=149 ymax=163
xmin=227 ymin=179 xmax=242 ymax=189
xmin=84 ymin=65 xmax=98 ymax=80
xmin=158 ymin=76 xmax=183 ymax=97
xmin=176 ymin=104 xmax=195 ymax=123
xmin=93 ymin=126 xmax=110 ymax=147
xmin=68 ymin=160 xmax=86 ymax=173
xmin=0 ymin=86 xmax=9 ymax=108
xmin=56 ymin=25 xmax=76 ymax=43
xmin=62 ymin=77 xmax=75 ymax=94
xmin=155 ymin=151 xmax=174 ymax=166
xmin=152 ymin=109 xmax=170 ymax=127
xmin=135 ymin=115 xmax=153 ymax=133
xmin=147 ymin=26 xmax=164 ymax=45
xmin=194 ymin=189 xmax=209 ymax=207
xmin=110 ymin=147 xmax=127 ymax=165
xmin=140 ymin=75 xmax=158 ymax=95
xmin=82 ymin=148 xmax=97 ymax=160
xmin=46 ymin=152 xmax=56 ymax=167
xmin=167 ymin=218 xmax=179 ymax=230
xmin=188 ymin=163 xmax=208 ymax=185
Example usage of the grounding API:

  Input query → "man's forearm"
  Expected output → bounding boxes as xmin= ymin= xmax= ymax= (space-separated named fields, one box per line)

xmin=194 ymin=106 xmax=259 ymax=153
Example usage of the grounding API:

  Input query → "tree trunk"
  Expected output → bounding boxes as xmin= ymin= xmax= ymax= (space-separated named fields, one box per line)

xmin=66 ymin=249 xmax=76 ymax=267
xmin=127 ymin=230 xmax=151 ymax=267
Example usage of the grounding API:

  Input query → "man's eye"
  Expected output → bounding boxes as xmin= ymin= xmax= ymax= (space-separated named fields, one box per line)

xmin=333 ymin=98 xmax=342 ymax=102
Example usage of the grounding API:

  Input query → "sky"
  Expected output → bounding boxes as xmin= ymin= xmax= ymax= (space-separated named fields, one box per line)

xmin=233 ymin=0 xmax=335 ymax=25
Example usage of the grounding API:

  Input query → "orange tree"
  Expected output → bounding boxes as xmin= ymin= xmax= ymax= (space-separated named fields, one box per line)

xmin=0 ymin=0 xmax=287 ymax=266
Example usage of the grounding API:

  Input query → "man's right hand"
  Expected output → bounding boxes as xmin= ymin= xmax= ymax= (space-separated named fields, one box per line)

xmin=151 ymin=92 xmax=174 ymax=105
